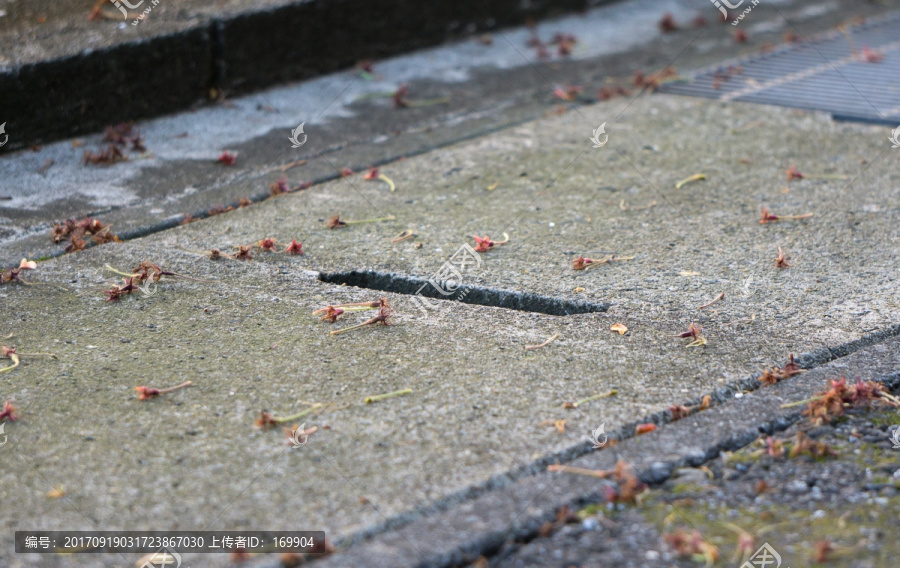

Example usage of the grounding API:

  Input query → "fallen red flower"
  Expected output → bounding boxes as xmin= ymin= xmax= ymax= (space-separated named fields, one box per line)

xmin=0 ymin=400 xmax=18 ymax=422
xmin=284 ymin=239 xmax=304 ymax=255
xmin=217 ymin=151 xmax=237 ymax=166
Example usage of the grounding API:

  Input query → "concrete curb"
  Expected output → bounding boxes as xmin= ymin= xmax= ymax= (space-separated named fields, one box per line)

xmin=0 ymin=0 xmax=603 ymax=152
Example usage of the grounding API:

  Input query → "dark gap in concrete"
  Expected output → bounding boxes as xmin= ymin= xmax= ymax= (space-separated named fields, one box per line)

xmin=317 ymin=269 xmax=610 ymax=316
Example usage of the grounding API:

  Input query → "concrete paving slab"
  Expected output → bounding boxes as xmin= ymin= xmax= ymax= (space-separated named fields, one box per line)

xmin=302 ymin=333 xmax=900 ymax=568
xmin=1 ymin=91 xmax=897 ymax=567
xmin=140 ymin=93 xmax=900 ymax=353
xmin=4 ymin=0 xmax=891 ymax=266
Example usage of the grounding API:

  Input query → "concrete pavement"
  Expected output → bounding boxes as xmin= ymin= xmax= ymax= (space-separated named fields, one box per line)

xmin=1 ymin=1 xmax=899 ymax=567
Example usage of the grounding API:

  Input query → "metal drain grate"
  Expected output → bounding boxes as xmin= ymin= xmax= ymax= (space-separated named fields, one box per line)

xmin=658 ymin=13 xmax=900 ymax=125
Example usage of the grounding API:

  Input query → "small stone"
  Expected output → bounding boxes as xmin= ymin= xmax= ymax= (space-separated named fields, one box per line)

xmin=582 ymin=518 xmax=599 ymax=531
xmin=811 ymin=509 xmax=826 ymax=519
xmin=645 ymin=550 xmax=660 ymax=560
xmin=787 ymin=480 xmax=808 ymax=494
xmin=849 ymin=435 xmax=858 ymax=443
xmin=875 ymin=497 xmax=889 ymax=506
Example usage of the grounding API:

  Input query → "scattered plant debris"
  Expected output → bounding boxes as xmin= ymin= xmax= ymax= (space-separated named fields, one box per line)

xmin=256 ymin=237 xmax=278 ymax=252
xmin=326 ymin=214 xmax=395 ymax=229
xmin=659 ymin=13 xmax=678 ymax=33
xmin=779 ymin=377 xmax=900 ymax=425
xmin=330 ymin=299 xmax=393 ymax=336
xmin=759 ymin=206 xmax=813 ymax=224
xmin=255 ymin=403 xmax=322 ymax=430
xmin=669 ymin=395 xmax=711 ymax=422
xmin=217 ymin=151 xmax=237 ymax=166
xmin=774 ymin=247 xmax=790 ymax=269
xmin=610 ymin=323 xmax=628 ymax=335
xmin=861 ymin=46 xmax=883 ymax=63
xmin=698 ymin=292 xmax=724 ymax=310
xmin=363 ymin=168 xmax=396 ymax=192
xmin=135 ymin=380 xmax=192 ymax=400
xmin=597 ymin=86 xmax=631 ymax=100
xmin=563 ymin=389 xmax=617 ymax=409
xmin=538 ymin=419 xmax=569 ymax=434
xmin=473 ymin=233 xmax=510 ymax=253
xmin=635 ymin=423 xmax=656 ymax=435
xmin=51 ymin=217 xmax=120 ymax=252
xmin=788 ymin=431 xmax=838 ymax=459
xmin=572 ymin=254 xmax=634 ymax=270
xmin=391 ymin=84 xmax=449 ymax=108
xmin=391 ymin=229 xmax=415 ymax=243
xmin=270 ymin=176 xmax=312 ymax=196
xmin=525 ymin=333 xmax=560 ymax=351
xmin=734 ymin=29 xmax=748 ymax=43
xmin=632 ymin=67 xmax=679 ymax=90
xmin=313 ymin=300 xmax=382 ymax=323
xmin=785 ymin=164 xmax=847 ymax=181
xmin=0 ymin=344 xmax=56 ymax=374
xmin=605 ymin=460 xmax=649 ymax=504
xmin=674 ymin=173 xmax=706 ymax=189
xmin=365 ymin=388 xmax=412 ymax=404
xmin=82 ymin=122 xmax=147 ymax=165
xmin=553 ymin=85 xmax=583 ymax=102
xmin=232 ymin=245 xmax=254 ymax=260
xmin=547 ymin=464 xmax=610 ymax=478
xmin=663 ymin=529 xmax=719 ymax=566
xmin=758 ymin=353 xmax=804 ymax=385
xmin=356 ymin=60 xmax=375 ymax=78
xmin=1 ymin=267 xmax=26 ymax=285
xmin=102 ymin=261 xmax=196 ymax=300
xmin=676 ymin=323 xmax=707 ymax=347
xmin=0 ymin=400 xmax=18 ymax=422
xmin=549 ymin=32 xmax=577 ymax=56
xmin=284 ymin=239 xmax=304 ymax=255
xmin=282 ymin=423 xmax=318 ymax=447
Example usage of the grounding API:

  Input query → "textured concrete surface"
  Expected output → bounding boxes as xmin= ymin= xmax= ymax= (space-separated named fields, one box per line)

xmin=0 ymin=0 xmax=596 ymax=148
xmin=303 ymin=334 xmax=900 ymax=568
xmin=1 ymin=92 xmax=898 ymax=567
xmin=3 ymin=0 xmax=891 ymax=262
xmin=2 ymin=2 xmax=899 ymax=567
